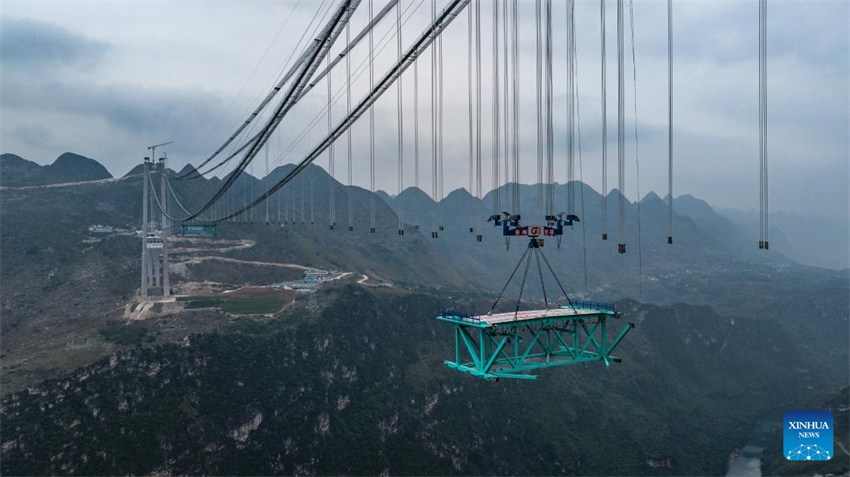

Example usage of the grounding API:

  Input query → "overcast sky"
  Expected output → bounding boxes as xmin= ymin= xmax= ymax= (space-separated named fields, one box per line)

xmin=1 ymin=0 xmax=847 ymax=220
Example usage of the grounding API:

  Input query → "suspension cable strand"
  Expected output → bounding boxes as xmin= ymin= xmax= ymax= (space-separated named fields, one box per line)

xmin=573 ymin=11 xmax=589 ymax=290
xmin=758 ymin=0 xmax=764 ymax=249
xmin=263 ymin=0 xmax=427 ymax=177
xmin=181 ymin=0 xmax=358 ymax=221
xmin=628 ymin=0 xmax=643 ymax=292
xmin=538 ymin=247 xmax=576 ymax=311
xmin=414 ymin=53 xmax=420 ymax=196
xmin=369 ymin=0 xmax=376 ymax=234
xmin=467 ymin=1 xmax=474 ymax=233
xmin=215 ymin=0 xmax=471 ymax=223
xmin=493 ymin=0 xmax=501 ymax=216
xmin=617 ymin=0 xmax=625 ymax=254
xmin=601 ymin=0 xmax=608 ymax=240
xmin=762 ymin=0 xmax=769 ymax=249
xmin=533 ymin=248 xmax=549 ymax=309
xmin=566 ymin=0 xmax=575 ymax=219
xmin=265 ymin=144 xmax=270 ymax=223
xmin=535 ymin=0 xmax=542 ymax=216
xmin=346 ymin=19 xmax=353 ymax=231
xmin=145 ymin=164 xmax=184 ymax=223
xmin=566 ymin=0 xmax=572 ymax=216
xmin=181 ymin=0 xmax=326 ymax=178
xmin=187 ymin=0 xmax=336 ymax=181
xmin=512 ymin=0 xmax=520 ymax=215
xmin=502 ymin=0 xmax=510 ymax=212
xmin=513 ymin=247 xmax=533 ymax=317
xmin=474 ymin=0 xmax=483 ymax=231
xmin=328 ymin=47 xmax=335 ymax=229
xmin=545 ymin=0 xmax=554 ymax=216
xmin=431 ymin=0 xmax=438 ymax=236
xmin=438 ymin=17 xmax=445 ymax=232
xmin=164 ymin=172 xmax=193 ymax=216
xmin=490 ymin=246 xmax=532 ymax=312
xmin=667 ymin=0 xmax=673 ymax=244
xmin=306 ymin=0 xmax=400 ymax=90
xmin=397 ymin=0 xmax=405 ymax=235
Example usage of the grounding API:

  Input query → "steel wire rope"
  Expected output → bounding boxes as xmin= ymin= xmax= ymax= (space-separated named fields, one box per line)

xmin=627 ymin=0 xmax=643 ymax=292
xmin=267 ymin=0 xmax=424 ymax=172
xmin=213 ymin=0 xmax=471 ymax=223
xmin=183 ymin=0 xmax=330 ymax=178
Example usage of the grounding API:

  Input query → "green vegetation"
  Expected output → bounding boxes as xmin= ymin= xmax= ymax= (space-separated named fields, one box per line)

xmin=4 ymin=286 xmax=844 ymax=476
xmin=220 ymin=297 xmax=286 ymax=314
xmin=178 ymin=295 xmax=287 ymax=315
xmin=179 ymin=297 xmax=224 ymax=309
xmin=99 ymin=321 xmax=149 ymax=346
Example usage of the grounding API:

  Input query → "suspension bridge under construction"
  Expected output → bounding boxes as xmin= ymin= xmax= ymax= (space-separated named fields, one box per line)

xmin=138 ymin=0 xmax=772 ymax=380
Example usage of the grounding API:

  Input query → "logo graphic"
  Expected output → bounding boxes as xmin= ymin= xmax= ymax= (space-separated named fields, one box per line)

xmin=784 ymin=411 xmax=833 ymax=461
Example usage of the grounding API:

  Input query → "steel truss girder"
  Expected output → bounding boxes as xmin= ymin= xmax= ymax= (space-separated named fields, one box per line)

xmin=443 ymin=316 xmax=634 ymax=381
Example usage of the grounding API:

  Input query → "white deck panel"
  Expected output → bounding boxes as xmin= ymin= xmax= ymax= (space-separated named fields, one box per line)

xmin=477 ymin=308 xmax=600 ymax=325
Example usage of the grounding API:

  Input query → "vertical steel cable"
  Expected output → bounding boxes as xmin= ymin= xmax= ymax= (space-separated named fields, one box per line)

xmin=628 ymin=0 xmax=643 ymax=290
xmin=574 ymin=34 xmax=589 ymax=289
xmin=347 ymin=19 xmax=353 ymax=231
xmin=502 ymin=0 xmax=510 ymax=212
xmin=617 ymin=0 xmax=625 ymax=254
xmin=397 ymin=0 xmax=404 ymax=235
xmin=536 ymin=0 xmax=543 ymax=217
xmin=265 ymin=144 xmax=270 ymax=223
xmin=475 ymin=0 xmax=483 ymax=204
xmin=438 ymin=17 xmax=445 ymax=232
xmin=601 ymin=0 xmax=608 ymax=240
xmin=369 ymin=0 xmax=376 ymax=233
xmin=431 ymin=0 xmax=438 ymax=236
xmin=667 ymin=0 xmax=673 ymax=244
xmin=327 ymin=50 xmax=335 ymax=229
xmin=548 ymin=0 xmax=555 ymax=216
xmin=761 ymin=0 xmax=769 ymax=250
xmin=566 ymin=0 xmax=575 ymax=218
xmin=759 ymin=0 xmax=765 ymax=249
xmin=493 ymin=0 xmax=501 ymax=216
xmin=468 ymin=2 xmax=475 ymax=232
xmin=512 ymin=0 xmax=521 ymax=214
xmin=414 ymin=53 xmax=420 ymax=203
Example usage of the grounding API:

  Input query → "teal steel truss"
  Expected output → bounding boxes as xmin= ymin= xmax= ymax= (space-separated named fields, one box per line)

xmin=436 ymin=307 xmax=634 ymax=381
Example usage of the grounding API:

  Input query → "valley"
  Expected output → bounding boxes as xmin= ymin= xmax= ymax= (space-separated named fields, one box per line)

xmin=0 ymin=153 xmax=847 ymax=475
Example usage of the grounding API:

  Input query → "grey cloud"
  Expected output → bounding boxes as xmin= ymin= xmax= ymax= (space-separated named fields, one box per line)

xmin=2 ymin=76 xmax=225 ymax=149
xmin=0 ymin=16 xmax=111 ymax=71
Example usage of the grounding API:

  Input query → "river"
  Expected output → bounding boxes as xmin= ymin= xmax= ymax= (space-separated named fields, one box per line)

xmin=726 ymin=420 xmax=780 ymax=477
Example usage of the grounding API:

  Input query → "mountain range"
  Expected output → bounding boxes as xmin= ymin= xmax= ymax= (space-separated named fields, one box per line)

xmin=0 ymin=152 xmax=112 ymax=187
xmin=0 ymin=152 xmax=847 ymax=475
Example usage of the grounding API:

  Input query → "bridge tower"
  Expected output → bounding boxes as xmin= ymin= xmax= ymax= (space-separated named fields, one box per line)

xmin=139 ymin=151 xmax=170 ymax=299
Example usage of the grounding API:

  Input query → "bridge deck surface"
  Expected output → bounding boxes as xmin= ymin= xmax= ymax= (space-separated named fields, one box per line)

xmin=478 ymin=308 xmax=603 ymax=325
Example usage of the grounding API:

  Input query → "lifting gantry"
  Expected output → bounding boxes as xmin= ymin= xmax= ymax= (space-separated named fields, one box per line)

xmin=437 ymin=213 xmax=635 ymax=380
